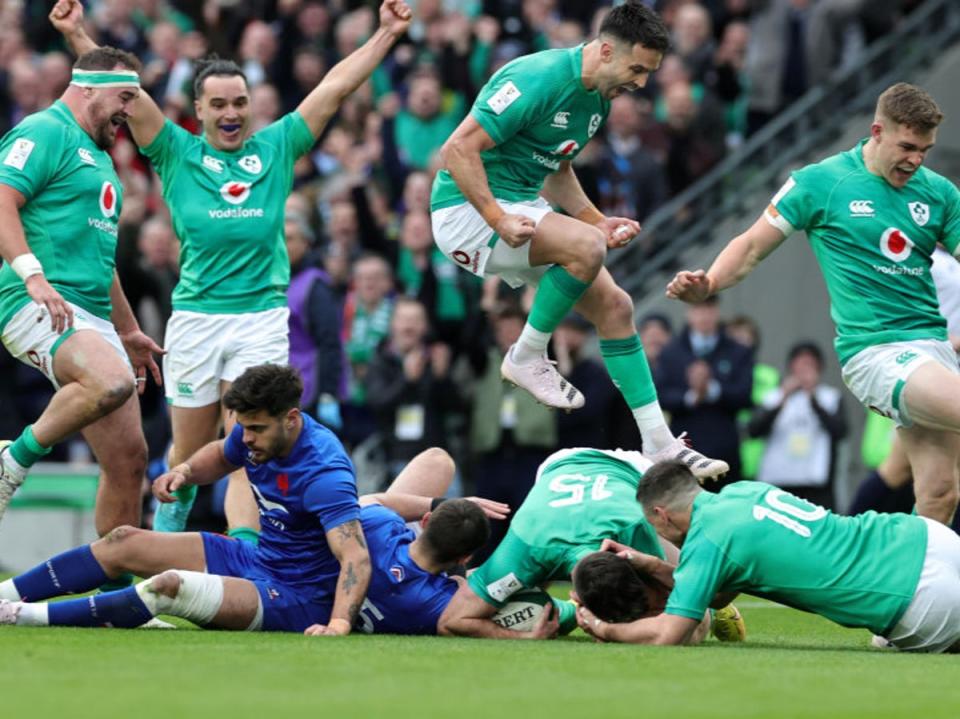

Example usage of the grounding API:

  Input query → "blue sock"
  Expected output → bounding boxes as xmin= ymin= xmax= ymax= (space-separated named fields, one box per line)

xmin=13 ymin=545 xmax=109 ymax=602
xmin=48 ymin=586 xmax=154 ymax=628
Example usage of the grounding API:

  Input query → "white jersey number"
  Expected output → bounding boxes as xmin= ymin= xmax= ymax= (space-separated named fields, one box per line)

xmin=752 ymin=489 xmax=827 ymax=538
xmin=547 ymin=473 xmax=613 ymax=508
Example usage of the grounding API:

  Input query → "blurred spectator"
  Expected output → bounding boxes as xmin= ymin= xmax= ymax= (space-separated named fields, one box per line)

xmin=469 ymin=302 xmax=557 ymax=564
xmin=365 ymin=297 xmax=463 ymax=481
xmin=38 ymin=52 xmax=72 ymax=108
xmin=250 ymin=82 xmax=282 ymax=131
xmin=286 ymin=214 xmax=345 ymax=432
xmin=748 ymin=342 xmax=848 ymax=509
xmin=239 ymin=20 xmax=278 ymax=88
xmin=726 ymin=314 xmax=780 ymax=480
xmin=593 ymin=95 xmax=668 ymax=223
xmin=93 ymin=0 xmax=148 ymax=57
xmin=395 ymin=209 xmax=482 ymax=352
xmin=806 ymin=0 xmax=899 ymax=87
xmin=656 ymin=297 xmax=754 ymax=485
xmin=658 ymin=78 xmax=727 ymax=195
xmin=140 ymin=21 xmax=180 ymax=99
xmin=744 ymin=0 xmax=811 ymax=134
xmin=672 ymin=3 xmax=716 ymax=84
xmin=4 ymin=59 xmax=42 ymax=131
xmin=712 ymin=20 xmax=750 ymax=144
xmin=554 ymin=313 xmax=618 ymax=450
xmin=391 ymin=69 xmax=465 ymax=171
xmin=341 ymin=254 xmax=396 ymax=446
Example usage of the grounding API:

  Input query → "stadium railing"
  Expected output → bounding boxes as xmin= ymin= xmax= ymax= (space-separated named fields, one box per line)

xmin=607 ymin=0 xmax=960 ymax=301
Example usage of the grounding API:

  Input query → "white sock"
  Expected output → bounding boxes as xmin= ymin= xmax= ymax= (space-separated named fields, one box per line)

xmin=511 ymin=325 xmax=551 ymax=364
xmin=632 ymin=402 xmax=674 ymax=453
xmin=15 ymin=603 xmax=49 ymax=627
xmin=0 ymin=579 xmax=21 ymax=601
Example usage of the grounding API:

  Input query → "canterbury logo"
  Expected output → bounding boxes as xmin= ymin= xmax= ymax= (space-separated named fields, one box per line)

xmin=849 ymin=200 xmax=874 ymax=216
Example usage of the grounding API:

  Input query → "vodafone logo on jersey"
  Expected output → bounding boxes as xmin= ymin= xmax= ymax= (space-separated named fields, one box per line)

xmin=879 ymin=227 xmax=914 ymax=263
xmin=99 ymin=181 xmax=117 ymax=218
xmin=220 ymin=180 xmax=251 ymax=205
xmin=553 ymin=140 xmax=580 ymax=156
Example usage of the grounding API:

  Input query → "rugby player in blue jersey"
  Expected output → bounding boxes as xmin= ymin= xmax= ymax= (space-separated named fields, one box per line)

xmin=0 ymin=364 xmax=371 ymax=634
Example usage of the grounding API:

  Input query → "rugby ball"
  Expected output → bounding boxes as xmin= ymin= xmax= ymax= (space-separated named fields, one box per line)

xmin=491 ymin=589 xmax=553 ymax=632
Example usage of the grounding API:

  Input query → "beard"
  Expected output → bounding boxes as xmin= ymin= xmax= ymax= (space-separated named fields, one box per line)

xmin=89 ymin=100 xmax=123 ymax=149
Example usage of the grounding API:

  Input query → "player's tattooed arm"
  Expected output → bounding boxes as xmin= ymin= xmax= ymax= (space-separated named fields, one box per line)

xmin=325 ymin=519 xmax=372 ymax=635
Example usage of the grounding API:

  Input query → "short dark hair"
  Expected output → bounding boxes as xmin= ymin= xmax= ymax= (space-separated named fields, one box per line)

xmin=787 ymin=341 xmax=824 ymax=369
xmin=573 ymin=552 xmax=650 ymax=622
xmin=74 ymin=46 xmax=142 ymax=73
xmin=599 ymin=1 xmax=670 ymax=54
xmin=223 ymin=365 xmax=303 ymax=417
xmin=639 ymin=312 xmax=672 ymax=335
xmin=193 ymin=55 xmax=248 ymax=99
xmin=636 ymin=460 xmax=701 ymax=514
xmin=422 ymin=499 xmax=490 ymax=565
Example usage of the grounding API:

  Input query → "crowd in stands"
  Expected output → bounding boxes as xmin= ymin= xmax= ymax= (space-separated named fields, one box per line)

xmin=0 ymin=0 xmax=919 ymax=537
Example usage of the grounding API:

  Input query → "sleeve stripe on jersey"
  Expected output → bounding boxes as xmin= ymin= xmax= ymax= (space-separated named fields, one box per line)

xmin=764 ymin=205 xmax=795 ymax=236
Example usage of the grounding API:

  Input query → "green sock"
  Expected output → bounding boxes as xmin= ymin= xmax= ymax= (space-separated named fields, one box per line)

xmin=599 ymin=335 xmax=658 ymax=408
xmin=555 ymin=598 xmax=579 ymax=635
xmin=98 ymin=572 xmax=134 ymax=594
xmin=9 ymin=425 xmax=52 ymax=468
xmin=174 ymin=484 xmax=198 ymax=504
xmin=227 ymin=526 xmax=261 ymax=547
xmin=528 ymin=266 xmax=591 ymax=333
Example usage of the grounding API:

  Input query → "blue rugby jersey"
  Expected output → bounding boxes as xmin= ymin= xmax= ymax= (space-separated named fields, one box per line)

xmin=223 ymin=414 xmax=359 ymax=598
xmin=355 ymin=504 xmax=458 ymax=635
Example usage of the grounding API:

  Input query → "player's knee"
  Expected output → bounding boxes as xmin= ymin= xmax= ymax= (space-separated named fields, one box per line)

xmin=93 ymin=376 xmax=135 ymax=415
xmin=423 ymin=447 xmax=454 ymax=474
xmin=100 ymin=524 xmax=142 ymax=545
xmin=579 ymin=227 xmax=607 ymax=273
xmin=604 ymin=286 xmax=635 ymax=326
xmin=149 ymin=570 xmax=183 ymax=599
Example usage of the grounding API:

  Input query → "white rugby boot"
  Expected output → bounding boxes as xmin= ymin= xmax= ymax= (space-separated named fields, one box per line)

xmin=648 ymin=432 xmax=729 ymax=482
xmin=501 ymin=346 xmax=585 ymax=411
xmin=0 ymin=441 xmax=26 ymax=525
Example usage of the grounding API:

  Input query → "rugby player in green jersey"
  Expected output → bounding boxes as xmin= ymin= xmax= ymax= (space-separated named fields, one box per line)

xmin=437 ymin=448 xmax=744 ymax=641
xmin=576 ymin=460 xmax=960 ymax=652
xmin=430 ymin=2 xmax=727 ymax=480
xmin=0 ymin=48 xmax=164 ymax=533
xmin=668 ymin=84 xmax=960 ymax=525
xmin=50 ymin=0 xmax=412 ymax=534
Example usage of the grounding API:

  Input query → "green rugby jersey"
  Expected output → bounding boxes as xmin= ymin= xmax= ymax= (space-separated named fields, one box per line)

xmin=769 ymin=140 xmax=960 ymax=364
xmin=431 ymin=44 xmax=609 ymax=210
xmin=0 ymin=101 xmax=123 ymax=327
xmin=142 ymin=112 xmax=314 ymax=314
xmin=666 ymin=481 xmax=927 ymax=636
xmin=468 ymin=448 xmax=664 ymax=605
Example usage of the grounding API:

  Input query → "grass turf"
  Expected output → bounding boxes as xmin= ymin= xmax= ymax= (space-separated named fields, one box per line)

xmin=2 ymin=586 xmax=958 ymax=719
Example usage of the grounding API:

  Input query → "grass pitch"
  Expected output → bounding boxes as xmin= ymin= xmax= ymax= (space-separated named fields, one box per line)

xmin=3 ymin=588 xmax=958 ymax=719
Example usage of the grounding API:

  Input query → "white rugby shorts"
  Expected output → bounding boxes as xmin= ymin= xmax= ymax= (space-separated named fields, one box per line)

xmin=163 ymin=307 xmax=289 ymax=407
xmin=886 ymin=517 xmax=960 ymax=652
xmin=841 ymin=339 xmax=958 ymax=427
xmin=1 ymin=301 xmax=131 ymax=389
xmin=431 ymin=197 xmax=553 ymax=288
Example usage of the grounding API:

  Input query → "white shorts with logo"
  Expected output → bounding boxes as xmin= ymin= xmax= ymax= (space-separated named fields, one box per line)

xmin=431 ymin=197 xmax=553 ymax=288
xmin=841 ymin=339 xmax=958 ymax=427
xmin=886 ymin=518 xmax=960 ymax=653
xmin=1 ymin=301 xmax=131 ymax=390
xmin=163 ymin=307 xmax=289 ymax=408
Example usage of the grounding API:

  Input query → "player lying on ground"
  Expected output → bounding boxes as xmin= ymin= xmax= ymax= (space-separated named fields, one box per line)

xmin=49 ymin=0 xmax=413 ymax=536
xmin=0 ymin=434 xmax=510 ymax=635
xmin=666 ymin=82 xmax=960 ymax=525
xmin=576 ymin=460 xmax=960 ymax=652
xmin=430 ymin=1 xmax=725 ymax=479
xmin=436 ymin=447 xmax=744 ymax=641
